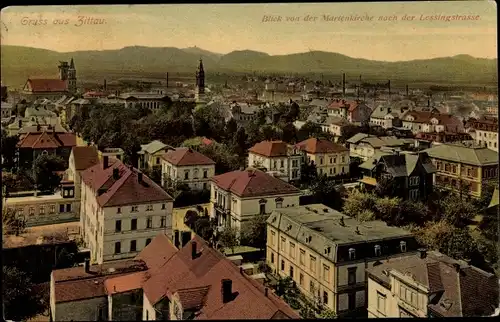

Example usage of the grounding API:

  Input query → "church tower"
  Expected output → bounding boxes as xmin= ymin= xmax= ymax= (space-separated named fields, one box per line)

xmin=68 ymin=58 xmax=77 ymax=94
xmin=195 ymin=58 xmax=205 ymax=102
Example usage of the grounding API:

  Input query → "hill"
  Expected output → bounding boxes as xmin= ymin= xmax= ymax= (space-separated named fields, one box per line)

xmin=1 ymin=45 xmax=497 ymax=88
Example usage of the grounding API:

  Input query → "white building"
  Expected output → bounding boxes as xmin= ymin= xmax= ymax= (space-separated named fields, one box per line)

xmin=80 ymin=156 xmax=174 ymax=264
xmin=160 ymin=147 xmax=216 ymax=191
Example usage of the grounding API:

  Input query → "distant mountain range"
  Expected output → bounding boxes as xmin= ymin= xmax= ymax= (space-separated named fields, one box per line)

xmin=1 ymin=45 xmax=497 ymax=87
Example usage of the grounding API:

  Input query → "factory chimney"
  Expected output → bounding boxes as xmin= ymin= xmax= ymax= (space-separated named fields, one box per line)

xmin=166 ymin=72 xmax=169 ymax=88
xmin=342 ymin=73 xmax=346 ymax=97
xmin=406 ymin=85 xmax=409 ymax=97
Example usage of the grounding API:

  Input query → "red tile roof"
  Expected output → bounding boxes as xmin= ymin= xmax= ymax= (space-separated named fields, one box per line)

xmin=161 ymin=147 xmax=215 ymax=166
xmin=17 ymin=132 xmax=76 ymax=149
xmin=142 ymin=235 xmax=300 ymax=319
xmin=25 ymin=79 xmax=68 ymax=93
xmin=211 ymin=169 xmax=300 ymax=198
xmin=81 ymin=158 xmax=173 ymax=207
xmin=71 ymin=146 xmax=99 ymax=171
xmin=248 ymin=140 xmax=289 ymax=157
xmin=328 ymin=99 xmax=360 ymax=112
xmin=296 ymin=138 xmax=348 ymax=154
xmin=135 ymin=233 xmax=178 ymax=272
xmin=104 ymin=271 xmax=148 ymax=295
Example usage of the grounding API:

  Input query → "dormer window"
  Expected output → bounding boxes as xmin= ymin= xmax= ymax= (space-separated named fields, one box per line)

xmin=374 ymin=245 xmax=381 ymax=256
xmin=131 ymin=206 xmax=138 ymax=212
xmin=324 ymin=246 xmax=331 ymax=255
xmin=146 ymin=205 xmax=153 ymax=211
xmin=348 ymin=248 xmax=356 ymax=260
xmin=400 ymin=241 xmax=407 ymax=252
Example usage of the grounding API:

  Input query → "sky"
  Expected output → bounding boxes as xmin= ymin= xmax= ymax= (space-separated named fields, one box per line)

xmin=0 ymin=1 xmax=497 ymax=61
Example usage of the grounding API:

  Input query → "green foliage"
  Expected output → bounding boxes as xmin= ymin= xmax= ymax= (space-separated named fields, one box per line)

xmin=297 ymin=121 xmax=333 ymax=142
xmin=342 ymin=190 xmax=377 ymax=218
xmin=310 ymin=175 xmax=344 ymax=210
xmin=2 ymin=207 xmax=27 ymax=237
xmin=438 ymin=194 xmax=478 ymax=228
xmin=1 ymin=129 xmax=19 ymax=171
xmin=318 ymin=308 xmax=337 ymax=319
xmin=218 ymin=227 xmax=239 ymax=253
xmin=374 ymin=176 xmax=397 ymax=198
xmin=193 ymin=104 xmax=226 ymax=141
xmin=32 ymin=154 xmax=66 ymax=192
xmin=276 ymin=276 xmax=302 ymax=310
xmin=300 ymin=161 xmax=318 ymax=186
xmin=198 ymin=143 xmax=241 ymax=174
xmin=240 ymin=214 xmax=268 ymax=250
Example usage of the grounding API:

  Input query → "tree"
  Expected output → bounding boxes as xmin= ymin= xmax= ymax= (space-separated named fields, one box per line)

xmin=374 ymin=196 xmax=400 ymax=222
xmin=2 ymin=207 xmax=26 ymax=237
xmin=438 ymin=194 xmax=477 ymax=228
xmin=281 ymin=122 xmax=298 ymax=143
xmin=231 ymin=127 xmax=248 ymax=157
xmin=32 ymin=154 xmax=66 ymax=192
xmin=218 ymin=227 xmax=239 ymax=253
xmin=300 ymin=161 xmax=318 ymax=186
xmin=198 ymin=143 xmax=241 ymax=174
xmin=275 ymin=276 xmax=302 ymax=310
xmin=310 ymin=175 xmax=343 ymax=210
xmin=318 ymin=308 xmax=337 ymax=319
xmin=342 ymin=190 xmax=377 ymax=218
xmin=224 ymin=118 xmax=238 ymax=142
xmin=338 ymin=124 xmax=362 ymax=143
xmin=1 ymin=129 xmax=19 ymax=171
xmin=240 ymin=214 xmax=268 ymax=250
xmin=374 ymin=176 xmax=397 ymax=198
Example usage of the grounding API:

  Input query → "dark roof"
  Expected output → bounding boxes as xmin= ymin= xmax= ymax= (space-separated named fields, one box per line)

xmin=81 ymin=158 xmax=173 ymax=207
xmin=248 ymin=140 xmax=289 ymax=157
xmin=162 ymin=147 xmax=215 ymax=166
xmin=296 ymin=138 xmax=348 ymax=154
xmin=367 ymin=251 xmax=499 ymax=317
xmin=17 ymin=132 xmax=76 ymax=149
xmin=72 ymin=146 xmax=99 ymax=171
xmin=211 ymin=169 xmax=300 ymax=198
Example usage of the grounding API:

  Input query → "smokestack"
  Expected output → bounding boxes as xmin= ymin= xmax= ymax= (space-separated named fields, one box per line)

xmin=166 ymin=72 xmax=169 ymax=88
xmin=388 ymin=80 xmax=391 ymax=96
xmin=406 ymin=85 xmax=409 ymax=97
xmin=419 ymin=248 xmax=427 ymax=259
xmin=191 ymin=241 xmax=197 ymax=259
xmin=138 ymin=172 xmax=143 ymax=184
xmin=265 ymin=288 xmax=269 ymax=297
xmin=428 ymin=99 xmax=430 ymax=108
xmin=221 ymin=279 xmax=233 ymax=303
xmin=342 ymin=73 xmax=346 ymax=96
xmin=104 ymin=79 xmax=107 ymax=91
xmin=103 ymin=156 xmax=109 ymax=169
xmin=84 ymin=259 xmax=90 ymax=273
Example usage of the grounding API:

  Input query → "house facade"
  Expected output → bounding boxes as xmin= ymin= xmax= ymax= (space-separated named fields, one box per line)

xmin=295 ymin=138 xmax=350 ymax=177
xmin=248 ymin=140 xmax=303 ymax=182
xmin=424 ymin=143 xmax=498 ymax=198
xmin=366 ymin=250 xmax=499 ymax=318
xmin=465 ymin=117 xmax=498 ymax=152
xmin=347 ymin=133 xmax=412 ymax=161
xmin=327 ymin=99 xmax=371 ymax=125
xmin=210 ymin=169 xmax=301 ymax=232
xmin=137 ymin=140 xmax=173 ymax=170
xmin=160 ymin=147 xmax=216 ymax=191
xmin=17 ymin=129 xmax=76 ymax=167
xmin=266 ymin=204 xmax=420 ymax=317
xmin=80 ymin=157 xmax=174 ymax=264
xmin=401 ymin=111 xmax=464 ymax=134
xmin=118 ymin=92 xmax=171 ymax=111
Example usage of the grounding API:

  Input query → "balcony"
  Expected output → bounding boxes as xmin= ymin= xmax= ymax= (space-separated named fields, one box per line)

xmin=213 ymin=202 xmax=230 ymax=214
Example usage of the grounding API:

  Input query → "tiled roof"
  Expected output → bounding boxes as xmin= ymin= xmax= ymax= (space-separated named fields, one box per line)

xmin=81 ymin=158 xmax=173 ymax=207
xmin=135 ymin=233 xmax=178 ymax=272
xmin=248 ymin=140 xmax=289 ymax=157
xmin=71 ymin=146 xmax=99 ymax=171
xmin=26 ymin=79 xmax=68 ymax=93
xmin=17 ymin=131 xmax=76 ymax=149
xmin=104 ymin=271 xmax=148 ymax=296
xmin=296 ymin=138 xmax=348 ymax=154
xmin=140 ymin=140 xmax=170 ymax=155
xmin=327 ymin=99 xmax=360 ymax=112
xmin=366 ymin=251 xmax=499 ymax=317
xmin=162 ymin=147 xmax=215 ymax=166
xmin=142 ymin=235 xmax=300 ymax=319
xmin=424 ymin=143 xmax=498 ymax=166
xmin=211 ymin=169 xmax=300 ymax=198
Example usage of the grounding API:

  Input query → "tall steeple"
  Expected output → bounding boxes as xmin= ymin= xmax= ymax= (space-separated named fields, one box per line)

xmin=68 ymin=57 xmax=77 ymax=94
xmin=195 ymin=58 xmax=205 ymax=103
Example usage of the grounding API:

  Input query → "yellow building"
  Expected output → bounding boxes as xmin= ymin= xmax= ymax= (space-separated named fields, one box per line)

xmin=296 ymin=138 xmax=350 ymax=177
xmin=424 ymin=143 xmax=498 ymax=198
xmin=366 ymin=250 xmax=499 ymax=318
xmin=137 ymin=140 xmax=173 ymax=170
xmin=266 ymin=204 xmax=419 ymax=317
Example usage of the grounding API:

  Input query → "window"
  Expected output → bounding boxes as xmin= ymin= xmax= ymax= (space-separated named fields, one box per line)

xmin=329 ymin=157 xmax=333 ymax=164
xmin=280 ymin=237 xmax=286 ymax=251
xmin=146 ymin=216 xmax=153 ymax=228
xmin=320 ymin=157 xmax=323 ymax=165
xmin=280 ymin=160 xmax=284 ymax=168
xmin=203 ymin=182 xmax=207 ymax=190
xmin=323 ymin=265 xmax=330 ymax=282
xmin=348 ymin=292 xmax=356 ymax=310
xmin=271 ymin=230 xmax=276 ymax=246
xmin=193 ymin=169 xmax=199 ymax=179
xmin=131 ymin=218 xmax=137 ymax=230
xmin=400 ymin=241 xmax=407 ymax=252
xmin=114 ymin=242 xmax=121 ymax=254
xmin=342 ymin=156 xmax=345 ymax=163
xmin=259 ymin=203 xmax=266 ymax=215
xmin=377 ymin=291 xmax=386 ymax=314
xmin=452 ymin=165 xmax=457 ymax=173
xmin=146 ymin=310 xmax=149 ymax=320
xmin=162 ymin=203 xmax=166 ymax=210
xmin=273 ymin=161 xmax=277 ymax=169
xmin=289 ymin=242 xmax=295 ymax=258
xmin=309 ymin=281 xmax=315 ymax=293
xmin=275 ymin=198 xmax=283 ymax=209
xmin=410 ymin=189 xmax=419 ymax=201
xmin=289 ymin=265 xmax=294 ymax=278
xmin=333 ymin=157 xmax=337 ymax=163
xmin=66 ymin=204 xmax=72 ymax=212
xmin=348 ymin=248 xmax=356 ymax=260
xmin=329 ymin=168 xmax=333 ymax=175
xmin=281 ymin=260 xmax=285 ymax=271
xmin=160 ymin=216 xmax=166 ymax=227
xmin=39 ymin=206 xmax=45 ymax=215
xmin=115 ymin=220 xmax=122 ymax=232
xmin=299 ymin=249 xmax=305 ymax=265
xmin=131 ymin=206 xmax=138 ymax=212
xmin=29 ymin=207 xmax=35 ymax=215
xmin=323 ymin=291 xmax=329 ymax=305
xmin=203 ymin=170 xmax=208 ymax=178
xmin=374 ymin=245 xmax=381 ymax=256
xmin=184 ymin=170 xmax=189 ymax=180
xmin=146 ymin=205 xmax=153 ymax=211
xmin=130 ymin=240 xmax=137 ymax=252
xmin=292 ymin=160 xmax=298 ymax=167
xmin=299 ymin=273 xmax=304 ymax=286
xmin=117 ymin=207 xmax=121 ymax=214
xmin=271 ymin=252 xmax=275 ymax=263
xmin=410 ymin=176 xmax=419 ymax=186
xmin=348 ymin=267 xmax=357 ymax=285
xmin=64 ymin=190 xmax=68 ymax=197
xmin=309 ymin=255 xmax=316 ymax=273
xmin=145 ymin=238 xmax=152 ymax=246
xmin=156 ymin=157 xmax=160 ymax=165
xmin=59 ymin=204 xmax=65 ymax=213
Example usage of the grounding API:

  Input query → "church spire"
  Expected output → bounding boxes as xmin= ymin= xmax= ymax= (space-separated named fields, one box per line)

xmin=70 ymin=57 xmax=75 ymax=69
xmin=198 ymin=58 xmax=204 ymax=72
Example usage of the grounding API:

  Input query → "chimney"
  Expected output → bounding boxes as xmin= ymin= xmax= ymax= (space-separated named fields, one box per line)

xmin=388 ymin=80 xmax=391 ymax=96
xmin=342 ymin=73 xmax=346 ymax=96
xmin=37 ymin=124 xmax=41 ymax=131
xmin=103 ymin=156 xmax=109 ymax=169
xmin=221 ymin=279 xmax=233 ymax=303
xmin=428 ymin=99 xmax=430 ymax=108
xmin=406 ymin=85 xmax=409 ymax=97
xmin=166 ymin=72 xmax=169 ymax=88
xmin=104 ymin=79 xmax=107 ymax=91
xmin=112 ymin=168 xmax=119 ymax=180
xmin=84 ymin=258 xmax=90 ymax=273
xmin=419 ymin=248 xmax=427 ymax=259
xmin=191 ymin=241 xmax=197 ymax=259
xmin=453 ymin=263 xmax=461 ymax=272
xmin=264 ymin=287 xmax=269 ymax=297
xmin=138 ymin=172 xmax=143 ymax=183
xmin=18 ymin=119 xmax=22 ymax=128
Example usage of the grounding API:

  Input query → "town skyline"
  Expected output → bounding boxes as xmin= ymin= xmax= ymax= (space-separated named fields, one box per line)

xmin=0 ymin=2 xmax=497 ymax=62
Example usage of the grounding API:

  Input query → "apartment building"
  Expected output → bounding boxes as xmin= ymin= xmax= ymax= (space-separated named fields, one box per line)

xmin=248 ymin=140 xmax=303 ymax=182
xmin=80 ymin=156 xmax=174 ymax=264
xmin=465 ymin=116 xmax=498 ymax=152
xmin=266 ymin=204 xmax=419 ymax=317
xmin=296 ymin=138 xmax=350 ymax=177
xmin=401 ymin=111 xmax=464 ymax=134
xmin=50 ymin=234 xmax=299 ymax=321
xmin=137 ymin=140 xmax=173 ymax=170
xmin=327 ymin=99 xmax=371 ymax=125
xmin=210 ymin=168 xmax=301 ymax=232
xmin=366 ymin=250 xmax=499 ymax=318
xmin=347 ymin=133 xmax=412 ymax=161
xmin=160 ymin=147 xmax=215 ymax=190
xmin=424 ymin=143 xmax=498 ymax=198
